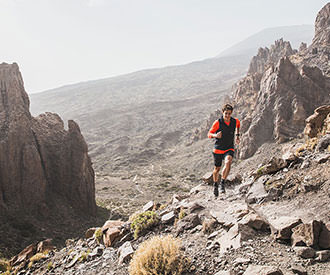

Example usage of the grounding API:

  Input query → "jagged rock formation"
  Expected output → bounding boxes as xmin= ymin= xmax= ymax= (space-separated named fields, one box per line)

xmin=0 ymin=63 xmax=96 ymax=218
xmin=235 ymin=54 xmax=329 ymax=159
xmin=247 ymin=39 xmax=296 ymax=75
xmin=233 ymin=39 xmax=297 ymax=122
xmin=231 ymin=4 xmax=330 ymax=159
xmin=304 ymin=3 xmax=330 ymax=76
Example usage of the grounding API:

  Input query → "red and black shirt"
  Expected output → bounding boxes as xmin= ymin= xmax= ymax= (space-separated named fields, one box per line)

xmin=208 ymin=117 xmax=240 ymax=154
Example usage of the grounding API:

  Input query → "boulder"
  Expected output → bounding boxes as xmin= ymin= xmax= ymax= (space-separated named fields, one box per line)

xmin=37 ymin=239 xmax=55 ymax=253
xmin=179 ymin=201 xmax=204 ymax=213
xmin=102 ymin=220 xmax=125 ymax=247
xmin=240 ymin=213 xmax=269 ymax=231
xmin=142 ymin=201 xmax=154 ymax=212
xmin=171 ymin=194 xmax=186 ymax=204
xmin=210 ymin=202 xmax=248 ymax=228
xmin=161 ymin=211 xmax=176 ymax=224
xmin=88 ymin=246 xmax=104 ymax=260
xmin=315 ymin=250 xmax=330 ymax=262
xmin=319 ymin=222 xmax=330 ymax=249
xmin=291 ymin=220 xmax=322 ymax=247
xmin=216 ymin=223 xmax=256 ymax=253
xmin=102 ymin=220 xmax=125 ymax=232
xmin=294 ymin=246 xmax=316 ymax=259
xmin=304 ymin=105 xmax=330 ymax=138
xmin=202 ymin=172 xmax=213 ymax=185
xmin=175 ymin=213 xmax=201 ymax=234
xmin=118 ymin=241 xmax=134 ymax=264
xmin=10 ymin=244 xmax=36 ymax=267
xmin=103 ymin=228 xmax=121 ymax=248
xmin=269 ymin=216 xmax=302 ymax=241
xmin=246 ymin=176 xmax=270 ymax=204
xmin=85 ymin=228 xmax=97 ymax=239
xmin=262 ymin=157 xmax=288 ymax=174
xmin=215 ymin=271 xmax=233 ymax=275
xmin=316 ymin=133 xmax=330 ymax=152
xmin=243 ymin=264 xmax=283 ymax=275
xmin=291 ymin=265 xmax=307 ymax=275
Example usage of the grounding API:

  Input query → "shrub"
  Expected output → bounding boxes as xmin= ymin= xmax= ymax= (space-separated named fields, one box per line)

xmin=129 ymin=235 xmax=188 ymax=275
xmin=0 ymin=259 xmax=10 ymax=272
xmin=79 ymin=250 xmax=90 ymax=262
xmin=47 ymin=261 xmax=53 ymax=270
xmin=94 ymin=228 xmax=103 ymax=244
xmin=130 ymin=211 xmax=159 ymax=239
xmin=256 ymin=166 xmax=264 ymax=177
xmin=178 ymin=208 xmax=186 ymax=220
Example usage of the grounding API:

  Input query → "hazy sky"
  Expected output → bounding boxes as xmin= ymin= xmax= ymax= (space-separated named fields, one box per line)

xmin=0 ymin=0 xmax=328 ymax=93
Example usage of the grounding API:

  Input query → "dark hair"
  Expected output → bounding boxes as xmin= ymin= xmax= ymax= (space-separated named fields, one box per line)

xmin=222 ymin=103 xmax=233 ymax=112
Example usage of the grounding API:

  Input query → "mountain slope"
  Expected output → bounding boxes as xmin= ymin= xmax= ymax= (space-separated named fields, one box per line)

xmin=218 ymin=25 xmax=314 ymax=58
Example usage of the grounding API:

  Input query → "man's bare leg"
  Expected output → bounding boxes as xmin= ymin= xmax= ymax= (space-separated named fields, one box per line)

xmin=222 ymin=155 xmax=232 ymax=180
xmin=213 ymin=166 xmax=221 ymax=197
xmin=220 ymin=155 xmax=232 ymax=193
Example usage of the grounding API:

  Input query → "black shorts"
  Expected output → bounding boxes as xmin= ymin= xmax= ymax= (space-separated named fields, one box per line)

xmin=213 ymin=150 xmax=234 ymax=167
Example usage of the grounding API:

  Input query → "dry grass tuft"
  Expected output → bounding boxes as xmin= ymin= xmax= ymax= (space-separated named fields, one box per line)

xmin=295 ymin=137 xmax=319 ymax=156
xmin=129 ymin=235 xmax=188 ymax=275
xmin=0 ymin=258 xmax=10 ymax=272
xmin=28 ymin=252 xmax=48 ymax=268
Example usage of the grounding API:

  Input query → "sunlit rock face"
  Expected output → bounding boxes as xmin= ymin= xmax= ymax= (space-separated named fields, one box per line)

xmin=232 ymin=3 xmax=330 ymax=159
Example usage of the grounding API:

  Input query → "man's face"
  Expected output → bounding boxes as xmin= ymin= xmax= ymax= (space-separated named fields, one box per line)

xmin=223 ymin=110 xmax=232 ymax=121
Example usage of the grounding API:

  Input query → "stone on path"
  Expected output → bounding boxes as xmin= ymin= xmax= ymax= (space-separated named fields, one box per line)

xmin=142 ymin=201 xmax=154 ymax=212
xmin=291 ymin=220 xmax=322 ymax=247
xmin=202 ymin=171 xmax=213 ymax=185
xmin=268 ymin=216 xmax=302 ymax=241
xmin=243 ymin=264 xmax=283 ymax=275
xmin=161 ymin=211 xmax=176 ymax=224
xmin=319 ymin=222 xmax=330 ymax=249
xmin=246 ymin=176 xmax=270 ymax=204
xmin=102 ymin=220 xmax=125 ymax=247
xmin=118 ymin=241 xmax=134 ymax=264
xmin=294 ymin=246 xmax=316 ymax=259
xmin=315 ymin=250 xmax=330 ymax=262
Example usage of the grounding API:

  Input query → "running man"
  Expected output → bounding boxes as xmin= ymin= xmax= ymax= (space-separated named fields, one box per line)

xmin=208 ymin=104 xmax=240 ymax=197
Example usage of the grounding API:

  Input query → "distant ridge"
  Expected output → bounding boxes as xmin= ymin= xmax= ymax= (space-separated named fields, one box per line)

xmin=217 ymin=25 xmax=314 ymax=58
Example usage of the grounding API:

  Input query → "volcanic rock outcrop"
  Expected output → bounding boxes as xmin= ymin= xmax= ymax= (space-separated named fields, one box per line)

xmin=304 ymin=2 xmax=330 ymax=76
xmin=231 ymin=4 xmax=330 ymax=159
xmin=235 ymin=55 xmax=329 ymax=159
xmin=0 ymin=63 xmax=96 ymax=218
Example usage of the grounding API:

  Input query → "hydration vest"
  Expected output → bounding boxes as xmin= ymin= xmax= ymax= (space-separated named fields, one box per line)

xmin=214 ymin=117 xmax=236 ymax=150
